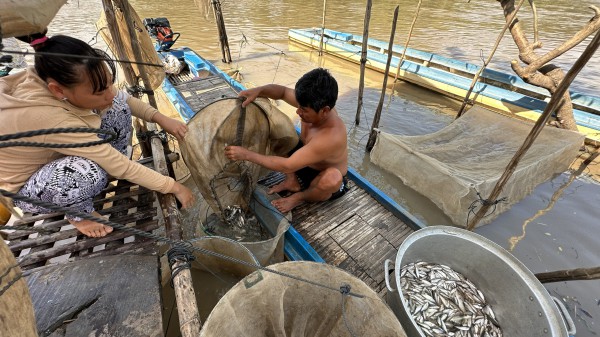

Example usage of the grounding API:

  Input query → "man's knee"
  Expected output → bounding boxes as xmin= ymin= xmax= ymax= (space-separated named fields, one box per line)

xmin=316 ymin=168 xmax=343 ymax=193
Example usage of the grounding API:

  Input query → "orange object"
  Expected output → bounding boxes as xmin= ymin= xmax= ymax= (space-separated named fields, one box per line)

xmin=0 ymin=202 xmax=12 ymax=226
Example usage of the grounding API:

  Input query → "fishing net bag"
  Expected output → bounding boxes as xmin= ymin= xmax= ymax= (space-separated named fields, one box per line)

xmin=200 ymin=261 xmax=407 ymax=337
xmin=180 ymin=97 xmax=298 ymax=218
xmin=370 ymin=106 xmax=584 ymax=227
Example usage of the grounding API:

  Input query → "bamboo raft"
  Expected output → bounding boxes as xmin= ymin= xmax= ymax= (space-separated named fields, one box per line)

xmin=2 ymin=159 xmax=167 ymax=336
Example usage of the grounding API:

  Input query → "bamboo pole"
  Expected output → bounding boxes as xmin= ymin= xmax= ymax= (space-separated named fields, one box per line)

xmin=466 ymin=30 xmax=600 ymax=230
xmin=536 ymin=266 xmax=600 ymax=283
xmin=393 ymin=0 xmax=422 ymax=83
xmin=366 ymin=6 xmax=399 ymax=152
xmin=455 ymin=0 xmax=525 ymax=118
xmin=114 ymin=1 xmax=201 ymax=335
xmin=318 ymin=0 xmax=328 ymax=56
xmin=354 ymin=0 xmax=372 ymax=126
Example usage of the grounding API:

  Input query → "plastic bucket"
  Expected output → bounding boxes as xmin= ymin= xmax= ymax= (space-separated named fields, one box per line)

xmin=384 ymin=226 xmax=575 ymax=337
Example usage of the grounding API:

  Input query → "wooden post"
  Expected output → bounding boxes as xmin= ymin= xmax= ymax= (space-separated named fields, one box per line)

xmin=212 ymin=0 xmax=232 ymax=63
xmin=466 ymin=30 xmax=600 ymax=230
xmin=455 ymin=0 xmax=525 ymax=118
xmin=393 ymin=0 xmax=422 ymax=82
xmin=536 ymin=266 xmax=600 ymax=283
xmin=366 ymin=6 xmax=399 ymax=152
xmin=318 ymin=0 xmax=328 ymax=56
xmin=113 ymin=1 xmax=202 ymax=335
xmin=355 ymin=0 xmax=372 ymax=126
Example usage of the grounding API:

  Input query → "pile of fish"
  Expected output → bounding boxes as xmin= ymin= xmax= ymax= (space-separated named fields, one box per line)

xmin=400 ymin=261 xmax=503 ymax=337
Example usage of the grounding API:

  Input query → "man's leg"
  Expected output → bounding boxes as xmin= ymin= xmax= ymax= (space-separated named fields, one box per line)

xmin=271 ymin=168 xmax=343 ymax=213
xmin=14 ymin=156 xmax=112 ymax=237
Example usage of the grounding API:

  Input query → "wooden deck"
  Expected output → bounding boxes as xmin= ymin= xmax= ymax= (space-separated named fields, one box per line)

xmin=260 ymin=173 xmax=417 ymax=298
xmin=1 ymin=159 xmax=165 ymax=336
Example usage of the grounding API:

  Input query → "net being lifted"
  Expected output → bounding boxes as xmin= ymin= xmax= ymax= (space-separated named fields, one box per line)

xmin=180 ymin=97 xmax=299 ymax=220
xmin=370 ymin=106 xmax=585 ymax=228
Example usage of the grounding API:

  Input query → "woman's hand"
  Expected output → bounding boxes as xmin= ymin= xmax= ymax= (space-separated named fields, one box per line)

xmin=153 ymin=112 xmax=188 ymax=141
xmin=168 ymin=182 xmax=195 ymax=209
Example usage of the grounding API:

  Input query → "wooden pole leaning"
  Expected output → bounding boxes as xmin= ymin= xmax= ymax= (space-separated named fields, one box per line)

xmin=455 ymin=0 xmax=525 ymax=118
xmin=366 ymin=5 xmax=399 ymax=152
xmin=355 ymin=0 xmax=372 ymax=126
xmin=114 ymin=1 xmax=202 ymax=335
xmin=318 ymin=0 xmax=328 ymax=56
xmin=465 ymin=30 xmax=600 ymax=231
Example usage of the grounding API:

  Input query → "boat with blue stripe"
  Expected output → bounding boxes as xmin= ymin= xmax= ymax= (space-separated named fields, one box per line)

xmin=289 ymin=27 xmax=600 ymax=143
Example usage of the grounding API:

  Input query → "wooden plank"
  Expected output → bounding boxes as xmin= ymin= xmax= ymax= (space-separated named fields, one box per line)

xmin=17 ymin=220 xmax=159 ymax=268
xmin=26 ymin=254 xmax=162 ymax=337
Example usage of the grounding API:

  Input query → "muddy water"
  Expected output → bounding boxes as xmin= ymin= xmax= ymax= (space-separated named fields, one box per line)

xmin=41 ymin=1 xmax=600 ymax=335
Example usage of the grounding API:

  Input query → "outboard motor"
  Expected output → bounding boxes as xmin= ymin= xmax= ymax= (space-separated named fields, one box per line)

xmin=143 ymin=17 xmax=180 ymax=51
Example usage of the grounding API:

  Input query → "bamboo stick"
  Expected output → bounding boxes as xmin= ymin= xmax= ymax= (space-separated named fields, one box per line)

xmin=366 ymin=6 xmax=399 ymax=152
xmin=113 ymin=1 xmax=201 ymax=335
xmin=318 ymin=0 xmax=328 ymax=56
xmin=393 ymin=0 xmax=422 ymax=83
xmin=536 ymin=266 xmax=600 ymax=283
xmin=354 ymin=0 xmax=372 ymax=126
xmin=456 ymin=0 xmax=525 ymax=118
xmin=466 ymin=30 xmax=600 ymax=230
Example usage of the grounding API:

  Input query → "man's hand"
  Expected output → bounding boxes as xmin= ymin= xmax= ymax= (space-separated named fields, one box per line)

xmin=238 ymin=88 xmax=261 ymax=107
xmin=168 ymin=182 xmax=195 ymax=209
xmin=225 ymin=145 xmax=251 ymax=161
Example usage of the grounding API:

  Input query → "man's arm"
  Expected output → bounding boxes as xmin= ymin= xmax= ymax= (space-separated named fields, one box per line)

xmin=239 ymin=84 xmax=298 ymax=108
xmin=225 ymin=137 xmax=327 ymax=173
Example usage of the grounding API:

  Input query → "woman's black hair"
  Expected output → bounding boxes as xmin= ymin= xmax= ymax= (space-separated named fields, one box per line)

xmin=295 ymin=68 xmax=338 ymax=112
xmin=16 ymin=33 xmax=116 ymax=93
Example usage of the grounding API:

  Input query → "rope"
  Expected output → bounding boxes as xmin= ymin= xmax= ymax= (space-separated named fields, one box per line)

xmin=0 ymin=190 xmax=365 ymax=299
xmin=0 ymin=128 xmax=117 ymax=148
xmin=466 ymin=190 xmax=508 ymax=227
xmin=167 ymin=245 xmax=196 ymax=288
xmin=0 ymin=49 xmax=163 ymax=68
xmin=340 ymin=284 xmax=358 ymax=337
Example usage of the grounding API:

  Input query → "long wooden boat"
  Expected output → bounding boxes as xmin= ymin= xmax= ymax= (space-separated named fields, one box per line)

xmin=149 ymin=20 xmax=424 ymax=296
xmin=289 ymin=27 xmax=600 ymax=143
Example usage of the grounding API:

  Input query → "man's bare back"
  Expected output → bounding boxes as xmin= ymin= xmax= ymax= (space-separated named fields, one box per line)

xmin=224 ymin=68 xmax=348 ymax=213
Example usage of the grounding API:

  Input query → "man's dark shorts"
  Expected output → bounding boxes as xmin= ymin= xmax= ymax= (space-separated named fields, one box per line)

xmin=290 ymin=141 xmax=349 ymax=200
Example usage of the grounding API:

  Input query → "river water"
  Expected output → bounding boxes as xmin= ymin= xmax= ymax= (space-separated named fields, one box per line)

xmin=40 ymin=0 xmax=600 ymax=335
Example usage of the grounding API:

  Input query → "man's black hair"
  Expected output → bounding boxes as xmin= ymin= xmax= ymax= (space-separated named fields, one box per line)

xmin=295 ymin=68 xmax=338 ymax=112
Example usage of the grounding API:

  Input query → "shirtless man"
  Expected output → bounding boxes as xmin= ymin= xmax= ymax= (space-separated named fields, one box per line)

xmin=224 ymin=68 xmax=348 ymax=213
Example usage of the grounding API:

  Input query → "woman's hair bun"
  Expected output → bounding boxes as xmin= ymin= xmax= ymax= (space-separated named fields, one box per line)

xmin=15 ymin=29 xmax=49 ymax=51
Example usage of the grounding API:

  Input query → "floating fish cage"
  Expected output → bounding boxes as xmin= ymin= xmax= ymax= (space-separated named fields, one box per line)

xmin=384 ymin=226 xmax=576 ymax=337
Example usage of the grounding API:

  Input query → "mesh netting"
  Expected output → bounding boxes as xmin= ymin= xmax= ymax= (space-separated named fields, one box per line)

xmin=370 ymin=106 xmax=584 ymax=227
xmin=200 ymin=261 xmax=407 ymax=337
xmin=0 ymin=0 xmax=67 ymax=37
xmin=96 ymin=2 xmax=164 ymax=89
xmin=180 ymin=97 xmax=298 ymax=219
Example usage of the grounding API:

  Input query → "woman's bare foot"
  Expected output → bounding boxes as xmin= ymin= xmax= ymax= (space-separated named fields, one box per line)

xmin=268 ymin=174 xmax=301 ymax=195
xmin=271 ymin=195 xmax=304 ymax=213
xmin=67 ymin=211 xmax=113 ymax=237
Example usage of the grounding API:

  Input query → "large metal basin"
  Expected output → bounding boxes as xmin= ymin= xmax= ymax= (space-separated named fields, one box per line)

xmin=385 ymin=226 xmax=574 ymax=337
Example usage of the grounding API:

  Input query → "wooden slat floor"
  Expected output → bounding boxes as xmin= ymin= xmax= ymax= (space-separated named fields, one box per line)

xmin=2 ymin=163 xmax=161 ymax=270
xmin=172 ymin=74 xmax=237 ymax=113
xmin=260 ymin=172 xmax=416 ymax=298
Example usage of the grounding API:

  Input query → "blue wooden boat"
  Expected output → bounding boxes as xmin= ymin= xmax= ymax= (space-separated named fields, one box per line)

xmin=289 ymin=27 xmax=600 ymax=143
xmin=145 ymin=18 xmax=424 ymax=289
